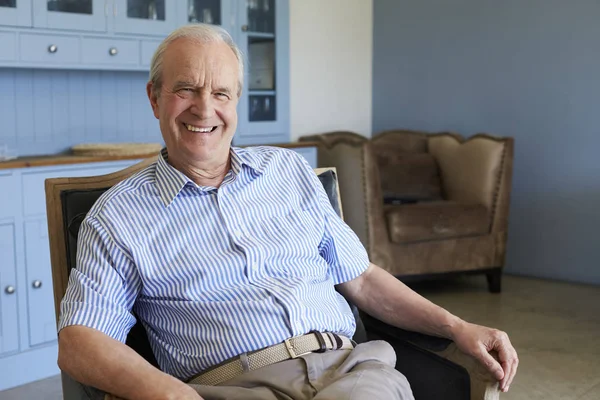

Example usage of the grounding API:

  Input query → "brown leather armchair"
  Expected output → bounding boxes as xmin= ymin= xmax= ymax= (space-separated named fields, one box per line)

xmin=300 ymin=130 xmax=514 ymax=293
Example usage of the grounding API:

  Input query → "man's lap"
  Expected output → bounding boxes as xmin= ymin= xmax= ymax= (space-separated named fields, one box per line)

xmin=190 ymin=340 xmax=414 ymax=400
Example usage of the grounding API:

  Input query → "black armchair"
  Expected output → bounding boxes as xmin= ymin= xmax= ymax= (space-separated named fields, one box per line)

xmin=45 ymin=160 xmax=500 ymax=400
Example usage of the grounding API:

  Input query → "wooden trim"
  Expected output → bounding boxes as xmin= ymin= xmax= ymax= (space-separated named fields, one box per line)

xmin=266 ymin=141 xmax=321 ymax=149
xmin=0 ymin=152 xmax=159 ymax=170
xmin=0 ymin=142 xmax=321 ymax=170
xmin=429 ymin=131 xmax=512 ymax=144
xmin=314 ymin=167 xmax=343 ymax=220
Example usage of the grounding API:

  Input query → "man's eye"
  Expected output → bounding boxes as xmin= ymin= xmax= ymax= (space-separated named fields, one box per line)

xmin=215 ymin=92 xmax=229 ymax=99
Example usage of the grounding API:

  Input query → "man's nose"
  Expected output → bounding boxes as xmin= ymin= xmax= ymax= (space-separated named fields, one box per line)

xmin=190 ymin=93 xmax=215 ymax=119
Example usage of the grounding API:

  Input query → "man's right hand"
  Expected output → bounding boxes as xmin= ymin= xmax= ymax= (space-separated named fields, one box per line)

xmin=107 ymin=387 xmax=203 ymax=400
xmin=58 ymin=325 xmax=204 ymax=400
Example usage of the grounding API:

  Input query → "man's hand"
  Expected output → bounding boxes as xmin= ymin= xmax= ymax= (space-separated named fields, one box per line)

xmin=106 ymin=384 xmax=203 ymax=400
xmin=450 ymin=321 xmax=518 ymax=392
xmin=338 ymin=263 xmax=519 ymax=392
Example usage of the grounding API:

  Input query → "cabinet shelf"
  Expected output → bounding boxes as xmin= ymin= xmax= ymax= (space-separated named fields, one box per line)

xmin=249 ymin=90 xmax=276 ymax=95
xmin=246 ymin=31 xmax=275 ymax=39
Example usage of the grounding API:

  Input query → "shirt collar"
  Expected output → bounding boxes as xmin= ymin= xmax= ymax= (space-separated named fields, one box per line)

xmin=155 ymin=147 xmax=265 ymax=207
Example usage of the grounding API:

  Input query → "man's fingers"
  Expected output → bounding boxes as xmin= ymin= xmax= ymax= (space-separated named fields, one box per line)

xmin=505 ymin=351 xmax=519 ymax=390
xmin=478 ymin=348 xmax=504 ymax=380
xmin=496 ymin=334 xmax=519 ymax=391
xmin=500 ymin=360 xmax=512 ymax=392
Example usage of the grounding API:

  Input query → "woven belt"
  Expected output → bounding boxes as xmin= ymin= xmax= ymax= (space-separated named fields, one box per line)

xmin=188 ymin=332 xmax=353 ymax=386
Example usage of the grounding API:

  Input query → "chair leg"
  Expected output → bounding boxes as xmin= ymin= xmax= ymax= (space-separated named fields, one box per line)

xmin=486 ymin=269 xmax=502 ymax=293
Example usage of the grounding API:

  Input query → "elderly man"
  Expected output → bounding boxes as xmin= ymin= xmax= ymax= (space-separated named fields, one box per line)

xmin=57 ymin=24 xmax=518 ymax=400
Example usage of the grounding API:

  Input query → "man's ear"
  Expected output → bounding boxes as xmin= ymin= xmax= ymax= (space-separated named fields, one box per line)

xmin=147 ymin=82 xmax=160 ymax=119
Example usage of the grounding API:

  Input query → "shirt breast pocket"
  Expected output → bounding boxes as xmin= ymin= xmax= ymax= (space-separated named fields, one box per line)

xmin=251 ymin=208 xmax=324 ymax=266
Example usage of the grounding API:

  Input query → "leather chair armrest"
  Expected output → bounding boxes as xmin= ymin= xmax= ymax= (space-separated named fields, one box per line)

xmin=300 ymin=132 xmax=394 ymax=271
xmin=362 ymin=313 xmax=501 ymax=400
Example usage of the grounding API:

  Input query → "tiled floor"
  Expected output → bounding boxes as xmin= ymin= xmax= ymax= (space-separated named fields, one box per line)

xmin=2 ymin=274 xmax=599 ymax=400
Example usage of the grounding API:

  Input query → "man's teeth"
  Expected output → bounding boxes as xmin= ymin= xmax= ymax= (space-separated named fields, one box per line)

xmin=186 ymin=124 xmax=213 ymax=133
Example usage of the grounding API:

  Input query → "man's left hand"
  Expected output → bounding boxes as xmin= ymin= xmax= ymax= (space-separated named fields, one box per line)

xmin=451 ymin=321 xmax=519 ymax=392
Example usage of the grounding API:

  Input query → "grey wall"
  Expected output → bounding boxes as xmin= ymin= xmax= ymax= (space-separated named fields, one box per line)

xmin=373 ymin=0 xmax=600 ymax=285
xmin=0 ymin=70 xmax=160 ymax=157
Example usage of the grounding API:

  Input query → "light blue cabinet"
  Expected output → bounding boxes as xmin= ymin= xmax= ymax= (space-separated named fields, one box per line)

xmin=24 ymin=218 xmax=57 ymax=346
xmin=0 ymin=0 xmax=32 ymax=27
xmin=31 ymin=0 xmax=180 ymax=35
xmin=0 ymin=223 xmax=20 ymax=356
xmin=234 ymin=0 xmax=289 ymax=146
xmin=0 ymin=159 xmax=140 ymax=391
xmin=113 ymin=0 xmax=178 ymax=36
xmin=32 ymin=0 xmax=107 ymax=32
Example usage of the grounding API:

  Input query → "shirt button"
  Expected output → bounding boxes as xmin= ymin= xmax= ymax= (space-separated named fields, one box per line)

xmin=233 ymin=229 xmax=242 ymax=238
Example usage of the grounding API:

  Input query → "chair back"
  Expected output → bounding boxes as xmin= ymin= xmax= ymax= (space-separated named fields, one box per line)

xmin=46 ymin=160 xmax=367 ymax=369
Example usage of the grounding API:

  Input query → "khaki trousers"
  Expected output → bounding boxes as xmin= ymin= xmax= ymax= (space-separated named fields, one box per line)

xmin=189 ymin=340 xmax=414 ymax=400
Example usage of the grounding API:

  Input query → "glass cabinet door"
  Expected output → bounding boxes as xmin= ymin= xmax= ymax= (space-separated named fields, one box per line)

xmin=112 ymin=0 xmax=177 ymax=36
xmin=187 ymin=0 xmax=220 ymax=25
xmin=0 ymin=0 xmax=32 ymax=27
xmin=33 ymin=0 xmax=106 ymax=32
xmin=178 ymin=1 xmax=233 ymax=32
xmin=235 ymin=0 xmax=289 ymax=146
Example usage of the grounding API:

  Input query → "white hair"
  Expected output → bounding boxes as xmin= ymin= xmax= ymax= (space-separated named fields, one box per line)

xmin=149 ymin=24 xmax=244 ymax=97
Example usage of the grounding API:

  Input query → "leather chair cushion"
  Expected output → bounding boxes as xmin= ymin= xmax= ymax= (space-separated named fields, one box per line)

xmin=372 ymin=130 xmax=429 ymax=153
xmin=385 ymin=201 xmax=490 ymax=243
xmin=376 ymin=151 xmax=443 ymax=203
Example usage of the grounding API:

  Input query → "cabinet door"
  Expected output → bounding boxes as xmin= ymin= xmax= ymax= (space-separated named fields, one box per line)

xmin=113 ymin=0 xmax=177 ymax=36
xmin=0 ymin=223 xmax=20 ymax=355
xmin=24 ymin=218 xmax=57 ymax=347
xmin=33 ymin=0 xmax=107 ymax=32
xmin=234 ymin=0 xmax=289 ymax=146
xmin=0 ymin=0 xmax=32 ymax=27
xmin=180 ymin=0 xmax=233 ymax=30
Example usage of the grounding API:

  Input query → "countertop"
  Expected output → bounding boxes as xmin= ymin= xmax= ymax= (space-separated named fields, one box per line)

xmin=0 ymin=142 xmax=318 ymax=170
xmin=0 ymin=153 xmax=157 ymax=170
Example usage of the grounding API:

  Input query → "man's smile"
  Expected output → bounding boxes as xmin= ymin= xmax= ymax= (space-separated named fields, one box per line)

xmin=183 ymin=123 xmax=218 ymax=133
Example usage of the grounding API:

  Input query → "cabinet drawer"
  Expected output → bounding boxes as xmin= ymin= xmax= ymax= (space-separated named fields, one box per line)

xmin=20 ymin=33 xmax=80 ymax=64
xmin=0 ymin=32 xmax=17 ymax=62
xmin=141 ymin=40 xmax=161 ymax=66
xmin=0 ymin=171 xmax=19 ymax=220
xmin=82 ymin=37 xmax=138 ymax=66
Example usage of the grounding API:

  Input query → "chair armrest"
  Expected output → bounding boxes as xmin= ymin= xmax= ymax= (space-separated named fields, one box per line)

xmin=300 ymin=132 xmax=394 ymax=271
xmin=362 ymin=313 xmax=500 ymax=400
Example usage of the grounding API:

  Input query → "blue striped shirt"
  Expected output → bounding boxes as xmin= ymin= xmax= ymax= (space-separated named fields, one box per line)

xmin=59 ymin=146 xmax=369 ymax=380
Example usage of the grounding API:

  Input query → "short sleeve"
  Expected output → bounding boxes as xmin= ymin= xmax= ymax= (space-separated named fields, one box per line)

xmin=294 ymin=155 xmax=370 ymax=284
xmin=58 ymin=216 xmax=141 ymax=342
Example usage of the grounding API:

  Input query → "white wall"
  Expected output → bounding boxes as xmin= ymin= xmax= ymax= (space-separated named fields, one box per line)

xmin=289 ymin=0 xmax=373 ymax=141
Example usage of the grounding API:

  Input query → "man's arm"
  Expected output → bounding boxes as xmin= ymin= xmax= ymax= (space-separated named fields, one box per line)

xmin=58 ymin=326 xmax=202 ymax=400
xmin=336 ymin=263 xmax=519 ymax=393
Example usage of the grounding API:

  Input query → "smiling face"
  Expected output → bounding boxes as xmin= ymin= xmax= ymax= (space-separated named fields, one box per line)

xmin=147 ymin=38 xmax=240 ymax=170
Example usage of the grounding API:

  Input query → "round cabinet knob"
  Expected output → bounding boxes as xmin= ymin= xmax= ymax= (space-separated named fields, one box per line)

xmin=4 ymin=286 xmax=15 ymax=294
xmin=48 ymin=44 xmax=58 ymax=53
xmin=32 ymin=280 xmax=42 ymax=289
xmin=241 ymin=25 xmax=248 ymax=32
xmin=109 ymin=47 xmax=118 ymax=56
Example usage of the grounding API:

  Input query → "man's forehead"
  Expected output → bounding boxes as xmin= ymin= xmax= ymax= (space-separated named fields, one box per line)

xmin=163 ymin=39 xmax=238 ymax=80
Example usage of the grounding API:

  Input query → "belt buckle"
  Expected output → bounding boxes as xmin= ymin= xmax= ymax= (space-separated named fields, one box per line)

xmin=284 ymin=338 xmax=312 ymax=359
